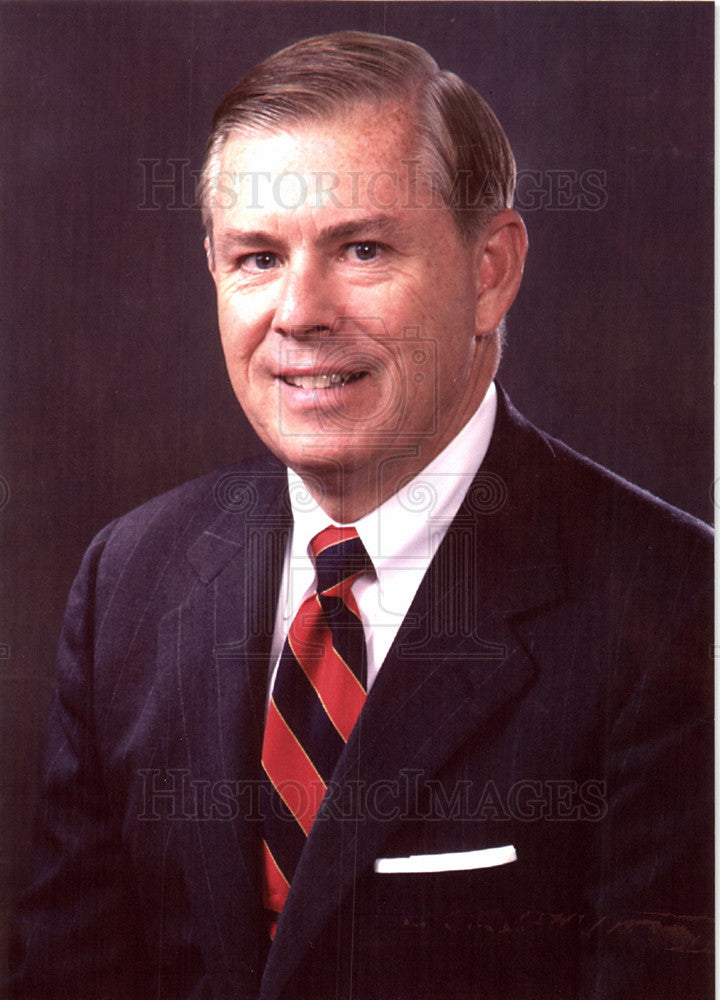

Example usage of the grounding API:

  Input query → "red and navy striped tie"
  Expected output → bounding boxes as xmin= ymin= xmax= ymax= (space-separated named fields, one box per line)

xmin=261 ymin=525 xmax=371 ymax=934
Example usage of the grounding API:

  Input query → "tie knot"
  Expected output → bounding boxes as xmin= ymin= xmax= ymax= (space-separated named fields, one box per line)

xmin=311 ymin=526 xmax=372 ymax=596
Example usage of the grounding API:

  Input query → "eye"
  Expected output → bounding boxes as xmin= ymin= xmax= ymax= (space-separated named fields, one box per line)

xmin=239 ymin=251 xmax=278 ymax=271
xmin=348 ymin=241 xmax=380 ymax=262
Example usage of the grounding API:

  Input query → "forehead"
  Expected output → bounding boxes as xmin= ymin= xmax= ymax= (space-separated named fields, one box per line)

xmin=213 ymin=103 xmax=426 ymax=217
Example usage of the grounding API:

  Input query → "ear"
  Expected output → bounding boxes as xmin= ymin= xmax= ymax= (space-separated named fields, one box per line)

xmin=474 ymin=210 xmax=528 ymax=338
xmin=204 ymin=235 xmax=216 ymax=278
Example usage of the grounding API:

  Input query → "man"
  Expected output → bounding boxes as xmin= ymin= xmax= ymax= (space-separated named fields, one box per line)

xmin=8 ymin=31 xmax=712 ymax=1000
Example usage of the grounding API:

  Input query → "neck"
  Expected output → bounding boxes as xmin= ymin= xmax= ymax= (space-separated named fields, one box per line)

xmin=302 ymin=452 xmax=426 ymax=523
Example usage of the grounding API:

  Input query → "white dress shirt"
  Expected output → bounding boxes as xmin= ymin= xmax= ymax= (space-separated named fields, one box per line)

xmin=268 ymin=381 xmax=497 ymax=698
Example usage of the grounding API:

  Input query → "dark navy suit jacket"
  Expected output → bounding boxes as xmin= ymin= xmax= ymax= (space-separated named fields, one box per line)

xmin=8 ymin=387 xmax=713 ymax=999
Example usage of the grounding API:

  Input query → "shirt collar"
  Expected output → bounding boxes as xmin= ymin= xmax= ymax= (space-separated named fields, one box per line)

xmin=286 ymin=381 xmax=497 ymax=576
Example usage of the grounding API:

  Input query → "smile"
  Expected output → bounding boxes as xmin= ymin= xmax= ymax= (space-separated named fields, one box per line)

xmin=280 ymin=372 xmax=367 ymax=390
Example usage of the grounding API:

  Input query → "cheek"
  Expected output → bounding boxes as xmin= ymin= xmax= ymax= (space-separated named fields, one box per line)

xmin=218 ymin=301 xmax=263 ymax=363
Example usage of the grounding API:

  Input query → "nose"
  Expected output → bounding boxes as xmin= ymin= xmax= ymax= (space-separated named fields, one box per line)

xmin=272 ymin=256 xmax=340 ymax=338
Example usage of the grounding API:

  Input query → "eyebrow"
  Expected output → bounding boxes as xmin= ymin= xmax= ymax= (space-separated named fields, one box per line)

xmin=214 ymin=215 xmax=400 ymax=255
xmin=318 ymin=216 xmax=398 ymax=242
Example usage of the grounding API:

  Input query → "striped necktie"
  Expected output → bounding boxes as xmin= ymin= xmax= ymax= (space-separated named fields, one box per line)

xmin=261 ymin=525 xmax=372 ymax=933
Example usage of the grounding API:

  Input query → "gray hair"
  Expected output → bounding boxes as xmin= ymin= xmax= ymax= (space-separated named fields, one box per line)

xmin=198 ymin=30 xmax=516 ymax=243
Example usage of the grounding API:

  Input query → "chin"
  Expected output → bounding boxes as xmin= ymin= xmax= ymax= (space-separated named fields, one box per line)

xmin=283 ymin=445 xmax=359 ymax=476
xmin=280 ymin=437 xmax=376 ymax=477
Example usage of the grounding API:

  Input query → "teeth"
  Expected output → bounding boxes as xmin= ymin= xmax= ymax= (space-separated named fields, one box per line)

xmin=284 ymin=372 xmax=362 ymax=389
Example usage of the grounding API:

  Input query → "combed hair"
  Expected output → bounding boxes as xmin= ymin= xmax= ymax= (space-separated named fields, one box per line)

xmin=198 ymin=31 xmax=516 ymax=242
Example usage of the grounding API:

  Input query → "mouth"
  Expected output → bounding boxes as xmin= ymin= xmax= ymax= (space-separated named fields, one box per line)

xmin=280 ymin=371 xmax=368 ymax=390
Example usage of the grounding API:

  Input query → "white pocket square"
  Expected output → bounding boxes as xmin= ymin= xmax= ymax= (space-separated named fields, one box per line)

xmin=374 ymin=844 xmax=517 ymax=874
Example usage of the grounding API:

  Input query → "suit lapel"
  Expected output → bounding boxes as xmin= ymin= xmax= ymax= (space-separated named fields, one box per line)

xmin=261 ymin=389 xmax=567 ymax=999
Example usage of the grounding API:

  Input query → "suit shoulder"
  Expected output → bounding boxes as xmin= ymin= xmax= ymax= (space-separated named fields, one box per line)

xmin=534 ymin=429 xmax=712 ymax=615
xmin=81 ymin=453 xmax=287 ymax=581
xmin=546 ymin=431 xmax=712 ymax=547
xmin=491 ymin=388 xmax=712 ymax=608
xmin=496 ymin=388 xmax=711 ymax=541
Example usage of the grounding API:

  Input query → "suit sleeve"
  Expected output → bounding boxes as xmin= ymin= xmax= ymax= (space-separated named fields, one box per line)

xmin=6 ymin=527 xmax=156 ymax=999
xmin=583 ymin=537 xmax=714 ymax=999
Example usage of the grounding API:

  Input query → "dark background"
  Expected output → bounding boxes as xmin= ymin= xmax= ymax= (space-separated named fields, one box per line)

xmin=0 ymin=1 xmax=713 ymax=980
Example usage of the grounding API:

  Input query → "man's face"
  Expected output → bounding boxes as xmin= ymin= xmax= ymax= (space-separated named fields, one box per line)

xmin=208 ymin=104 xmax=495 ymax=507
